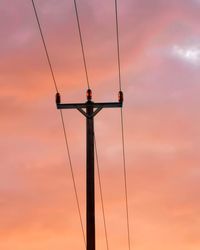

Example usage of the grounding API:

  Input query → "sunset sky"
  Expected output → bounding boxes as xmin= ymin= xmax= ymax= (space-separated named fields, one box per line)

xmin=1 ymin=0 xmax=200 ymax=249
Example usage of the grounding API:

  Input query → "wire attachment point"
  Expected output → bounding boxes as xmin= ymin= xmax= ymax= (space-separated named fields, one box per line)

xmin=118 ymin=91 xmax=123 ymax=103
xmin=56 ymin=92 xmax=61 ymax=104
xmin=87 ymin=89 xmax=92 ymax=101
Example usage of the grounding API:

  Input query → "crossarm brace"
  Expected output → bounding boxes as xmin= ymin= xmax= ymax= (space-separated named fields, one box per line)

xmin=57 ymin=101 xmax=122 ymax=118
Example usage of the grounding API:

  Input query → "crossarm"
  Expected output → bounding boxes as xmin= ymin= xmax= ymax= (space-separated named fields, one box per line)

xmin=57 ymin=102 xmax=122 ymax=110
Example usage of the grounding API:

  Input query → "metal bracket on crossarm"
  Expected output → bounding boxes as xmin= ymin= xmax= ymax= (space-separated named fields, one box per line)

xmin=77 ymin=106 xmax=103 ymax=118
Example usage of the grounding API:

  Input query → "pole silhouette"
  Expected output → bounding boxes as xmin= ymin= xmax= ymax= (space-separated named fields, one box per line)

xmin=56 ymin=89 xmax=123 ymax=250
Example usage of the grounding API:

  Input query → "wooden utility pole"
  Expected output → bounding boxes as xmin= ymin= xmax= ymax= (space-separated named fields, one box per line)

xmin=56 ymin=89 xmax=123 ymax=250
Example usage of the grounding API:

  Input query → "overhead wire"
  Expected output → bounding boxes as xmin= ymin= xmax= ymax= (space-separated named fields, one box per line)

xmin=31 ymin=0 xmax=58 ymax=93
xmin=114 ymin=0 xmax=131 ymax=250
xmin=72 ymin=0 xmax=110 ymax=248
xmin=73 ymin=0 xmax=90 ymax=89
xmin=59 ymin=111 xmax=86 ymax=246
xmin=114 ymin=0 xmax=122 ymax=91
xmin=120 ymin=108 xmax=131 ymax=250
xmin=94 ymin=136 xmax=109 ymax=250
xmin=31 ymin=0 xmax=86 ymax=246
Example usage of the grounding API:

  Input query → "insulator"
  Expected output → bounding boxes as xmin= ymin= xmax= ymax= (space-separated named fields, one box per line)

xmin=118 ymin=91 xmax=123 ymax=103
xmin=56 ymin=92 xmax=61 ymax=104
xmin=87 ymin=89 xmax=92 ymax=101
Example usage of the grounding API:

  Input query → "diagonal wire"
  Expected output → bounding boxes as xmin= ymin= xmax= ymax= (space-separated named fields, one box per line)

xmin=120 ymin=108 xmax=131 ymax=250
xmin=114 ymin=0 xmax=131 ymax=249
xmin=31 ymin=0 xmax=58 ymax=93
xmin=114 ymin=0 xmax=122 ymax=91
xmin=73 ymin=0 xmax=90 ymax=89
xmin=31 ymin=0 xmax=86 ymax=246
xmin=59 ymin=110 xmax=86 ymax=246
xmin=71 ymin=1 xmax=110 ymax=249
xmin=94 ymin=134 xmax=109 ymax=250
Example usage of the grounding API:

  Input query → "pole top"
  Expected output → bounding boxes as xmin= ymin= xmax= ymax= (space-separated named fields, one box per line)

xmin=87 ymin=89 xmax=92 ymax=101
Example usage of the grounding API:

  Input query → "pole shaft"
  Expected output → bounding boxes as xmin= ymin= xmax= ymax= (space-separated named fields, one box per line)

xmin=56 ymin=96 xmax=122 ymax=249
xmin=86 ymin=102 xmax=95 ymax=250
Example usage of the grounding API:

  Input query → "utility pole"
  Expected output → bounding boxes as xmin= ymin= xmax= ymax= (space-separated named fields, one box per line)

xmin=56 ymin=89 xmax=123 ymax=250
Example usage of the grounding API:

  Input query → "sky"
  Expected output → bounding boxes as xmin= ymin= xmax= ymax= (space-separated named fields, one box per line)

xmin=1 ymin=0 xmax=200 ymax=249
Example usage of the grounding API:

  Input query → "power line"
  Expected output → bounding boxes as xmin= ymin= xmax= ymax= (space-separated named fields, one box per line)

xmin=120 ymin=108 xmax=131 ymax=250
xmin=73 ymin=0 xmax=90 ymax=89
xmin=31 ymin=0 xmax=86 ymax=246
xmin=114 ymin=0 xmax=131 ymax=249
xmin=114 ymin=0 xmax=122 ymax=91
xmin=59 ymin=110 xmax=86 ymax=246
xmin=72 ymin=1 xmax=110 ymax=249
xmin=94 ymin=135 xmax=109 ymax=250
xmin=31 ymin=0 xmax=58 ymax=93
